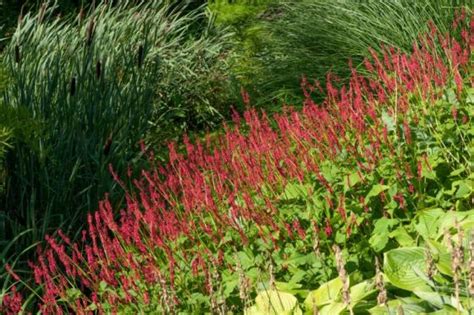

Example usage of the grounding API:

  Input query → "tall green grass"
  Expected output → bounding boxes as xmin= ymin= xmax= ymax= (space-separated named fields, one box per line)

xmin=0 ymin=1 xmax=232 ymax=269
xmin=241 ymin=0 xmax=472 ymax=106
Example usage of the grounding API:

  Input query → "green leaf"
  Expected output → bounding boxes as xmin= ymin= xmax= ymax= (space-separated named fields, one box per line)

xmin=343 ymin=172 xmax=361 ymax=192
xmin=369 ymin=298 xmax=428 ymax=314
xmin=383 ymin=247 xmax=431 ymax=292
xmin=454 ymin=180 xmax=472 ymax=199
xmin=381 ymin=110 xmax=395 ymax=132
xmin=425 ymin=239 xmax=452 ymax=276
xmin=389 ymin=226 xmax=415 ymax=247
xmin=413 ymin=291 xmax=454 ymax=309
xmin=365 ymin=185 xmax=390 ymax=203
xmin=318 ymin=302 xmax=346 ymax=315
xmin=99 ymin=281 xmax=108 ymax=293
xmin=414 ymin=208 xmax=444 ymax=240
xmin=276 ymin=281 xmax=308 ymax=297
xmin=66 ymin=288 xmax=82 ymax=300
xmin=251 ymin=290 xmax=302 ymax=315
xmin=349 ymin=279 xmax=376 ymax=306
xmin=449 ymin=165 xmax=465 ymax=177
xmin=236 ymin=251 xmax=254 ymax=270
xmin=436 ymin=210 xmax=474 ymax=239
xmin=369 ymin=218 xmax=398 ymax=252
xmin=282 ymin=182 xmax=309 ymax=200
xmin=304 ymin=277 xmax=342 ymax=309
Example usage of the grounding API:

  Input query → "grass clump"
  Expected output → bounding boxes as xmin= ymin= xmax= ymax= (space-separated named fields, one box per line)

xmin=0 ymin=1 xmax=232 ymax=268
xmin=241 ymin=0 xmax=471 ymax=106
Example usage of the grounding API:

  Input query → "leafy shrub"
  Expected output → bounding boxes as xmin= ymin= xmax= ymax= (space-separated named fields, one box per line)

xmin=0 ymin=1 xmax=232 ymax=266
xmin=2 ymin=13 xmax=472 ymax=313
xmin=208 ymin=0 xmax=283 ymax=111
xmin=243 ymin=0 xmax=470 ymax=106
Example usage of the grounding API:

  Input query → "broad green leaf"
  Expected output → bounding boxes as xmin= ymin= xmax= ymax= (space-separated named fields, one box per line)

xmin=414 ymin=208 xmax=444 ymax=240
xmin=343 ymin=172 xmax=362 ymax=192
xmin=454 ymin=180 xmax=472 ymax=199
xmin=304 ymin=277 xmax=342 ymax=309
xmin=425 ymin=239 xmax=452 ymax=276
xmin=383 ymin=247 xmax=431 ymax=292
xmin=253 ymin=290 xmax=303 ymax=315
xmin=244 ymin=305 xmax=260 ymax=315
xmin=413 ymin=291 xmax=455 ymax=309
xmin=318 ymin=302 xmax=346 ymax=315
xmin=389 ymin=226 xmax=415 ymax=247
xmin=449 ymin=165 xmax=465 ymax=177
xmin=236 ymin=251 xmax=254 ymax=270
xmin=320 ymin=162 xmax=339 ymax=183
xmin=365 ymin=184 xmax=390 ymax=203
xmin=276 ymin=281 xmax=307 ymax=297
xmin=349 ymin=279 xmax=376 ymax=305
xmin=436 ymin=210 xmax=474 ymax=239
xmin=369 ymin=298 xmax=428 ymax=315
xmin=223 ymin=278 xmax=239 ymax=297
xmin=428 ymin=307 xmax=459 ymax=315
xmin=369 ymin=218 xmax=398 ymax=252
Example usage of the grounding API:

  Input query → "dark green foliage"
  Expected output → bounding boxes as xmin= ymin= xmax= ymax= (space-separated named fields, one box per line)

xmin=0 ymin=1 xmax=232 ymax=267
xmin=238 ymin=0 xmax=471 ymax=106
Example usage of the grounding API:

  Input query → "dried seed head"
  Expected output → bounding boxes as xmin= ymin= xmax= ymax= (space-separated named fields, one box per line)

xmin=78 ymin=7 xmax=85 ymax=24
xmin=103 ymin=133 xmax=113 ymax=156
xmin=469 ymin=229 xmax=474 ymax=296
xmin=375 ymin=257 xmax=387 ymax=306
xmin=311 ymin=294 xmax=319 ymax=315
xmin=70 ymin=77 xmax=76 ymax=96
xmin=456 ymin=219 xmax=465 ymax=265
xmin=235 ymin=254 xmax=250 ymax=304
xmin=137 ymin=45 xmax=144 ymax=68
xmin=268 ymin=259 xmax=275 ymax=289
xmin=86 ymin=19 xmax=95 ymax=46
xmin=18 ymin=5 xmax=24 ymax=26
xmin=38 ymin=3 xmax=47 ymax=23
xmin=444 ymin=228 xmax=453 ymax=253
xmin=96 ymin=61 xmax=102 ymax=79
xmin=313 ymin=232 xmax=321 ymax=257
xmin=14 ymin=45 xmax=21 ymax=64
xmin=425 ymin=246 xmax=436 ymax=281
xmin=450 ymin=222 xmax=463 ymax=312
xmin=333 ymin=245 xmax=351 ymax=312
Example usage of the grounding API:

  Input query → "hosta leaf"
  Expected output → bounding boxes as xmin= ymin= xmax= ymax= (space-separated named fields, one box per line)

xmin=389 ymin=226 xmax=415 ymax=247
xmin=304 ymin=277 xmax=342 ymax=309
xmin=244 ymin=305 xmax=260 ymax=315
xmin=425 ymin=239 xmax=452 ymax=276
xmin=349 ymin=280 xmax=376 ymax=306
xmin=369 ymin=298 xmax=428 ymax=315
xmin=413 ymin=291 xmax=456 ymax=309
xmin=383 ymin=247 xmax=431 ymax=292
xmin=436 ymin=210 xmax=474 ymax=239
xmin=414 ymin=208 xmax=444 ymax=240
xmin=318 ymin=302 xmax=346 ymax=315
xmin=252 ymin=290 xmax=302 ymax=315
